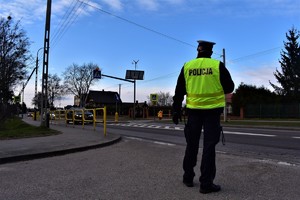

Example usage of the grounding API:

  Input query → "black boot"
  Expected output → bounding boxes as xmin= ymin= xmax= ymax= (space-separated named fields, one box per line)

xmin=200 ymin=184 xmax=221 ymax=194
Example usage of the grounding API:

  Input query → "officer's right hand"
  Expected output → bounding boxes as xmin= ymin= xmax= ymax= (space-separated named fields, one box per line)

xmin=172 ymin=112 xmax=179 ymax=125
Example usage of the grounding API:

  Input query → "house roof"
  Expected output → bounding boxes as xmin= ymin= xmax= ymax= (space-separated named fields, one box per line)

xmin=87 ymin=90 xmax=122 ymax=104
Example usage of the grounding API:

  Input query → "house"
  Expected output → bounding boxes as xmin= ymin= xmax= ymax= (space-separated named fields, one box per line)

xmin=85 ymin=90 xmax=122 ymax=107
xmin=226 ymin=93 xmax=233 ymax=114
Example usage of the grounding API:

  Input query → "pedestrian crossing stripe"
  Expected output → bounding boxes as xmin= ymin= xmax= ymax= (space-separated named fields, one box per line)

xmin=107 ymin=123 xmax=184 ymax=131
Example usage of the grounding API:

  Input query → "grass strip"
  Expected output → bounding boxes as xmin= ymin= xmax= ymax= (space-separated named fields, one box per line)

xmin=0 ymin=117 xmax=61 ymax=140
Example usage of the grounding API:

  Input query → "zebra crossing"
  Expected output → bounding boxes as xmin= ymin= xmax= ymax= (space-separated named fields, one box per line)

xmin=107 ymin=122 xmax=184 ymax=131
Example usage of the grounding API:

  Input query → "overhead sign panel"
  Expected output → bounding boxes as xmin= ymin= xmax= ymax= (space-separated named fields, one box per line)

xmin=125 ymin=70 xmax=144 ymax=80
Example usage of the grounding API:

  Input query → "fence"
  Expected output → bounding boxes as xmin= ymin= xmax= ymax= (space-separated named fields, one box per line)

xmin=31 ymin=107 xmax=107 ymax=136
xmin=244 ymin=103 xmax=300 ymax=118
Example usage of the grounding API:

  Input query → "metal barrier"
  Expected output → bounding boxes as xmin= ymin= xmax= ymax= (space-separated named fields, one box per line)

xmin=65 ymin=109 xmax=74 ymax=125
xmin=33 ymin=111 xmax=40 ymax=120
xmin=83 ymin=108 xmax=95 ymax=129
xmin=63 ymin=107 xmax=107 ymax=136
xmin=94 ymin=107 xmax=107 ymax=136
xmin=54 ymin=110 xmax=65 ymax=120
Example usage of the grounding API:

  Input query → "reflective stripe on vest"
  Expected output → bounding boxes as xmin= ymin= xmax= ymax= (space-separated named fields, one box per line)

xmin=184 ymin=58 xmax=225 ymax=109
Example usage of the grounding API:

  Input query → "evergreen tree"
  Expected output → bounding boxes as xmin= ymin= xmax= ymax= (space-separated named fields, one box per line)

xmin=232 ymin=83 xmax=278 ymax=116
xmin=270 ymin=27 xmax=300 ymax=98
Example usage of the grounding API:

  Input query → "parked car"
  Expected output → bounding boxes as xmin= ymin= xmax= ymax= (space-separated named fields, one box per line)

xmin=50 ymin=113 xmax=55 ymax=120
xmin=42 ymin=112 xmax=55 ymax=120
xmin=66 ymin=109 xmax=94 ymax=124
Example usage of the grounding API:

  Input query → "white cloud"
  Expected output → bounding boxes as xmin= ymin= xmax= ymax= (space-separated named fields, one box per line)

xmin=232 ymin=63 xmax=278 ymax=91
xmin=0 ymin=0 xmax=102 ymax=24
xmin=100 ymin=0 xmax=123 ymax=11
xmin=1 ymin=0 xmax=298 ymax=24
xmin=164 ymin=0 xmax=184 ymax=4
xmin=0 ymin=0 xmax=44 ymax=23
xmin=135 ymin=0 xmax=159 ymax=11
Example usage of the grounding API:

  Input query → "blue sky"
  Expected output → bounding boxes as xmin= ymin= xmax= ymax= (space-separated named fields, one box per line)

xmin=0 ymin=0 xmax=299 ymax=107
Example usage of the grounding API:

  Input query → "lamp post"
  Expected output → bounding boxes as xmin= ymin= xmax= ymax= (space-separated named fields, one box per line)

xmin=132 ymin=60 xmax=139 ymax=119
xmin=222 ymin=48 xmax=227 ymax=122
xmin=125 ymin=62 xmax=144 ymax=119
xmin=34 ymin=47 xmax=43 ymax=121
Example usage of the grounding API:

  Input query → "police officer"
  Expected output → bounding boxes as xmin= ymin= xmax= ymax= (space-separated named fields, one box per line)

xmin=172 ymin=40 xmax=234 ymax=194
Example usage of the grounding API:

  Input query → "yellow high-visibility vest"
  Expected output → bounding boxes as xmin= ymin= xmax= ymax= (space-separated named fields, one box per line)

xmin=184 ymin=58 xmax=225 ymax=109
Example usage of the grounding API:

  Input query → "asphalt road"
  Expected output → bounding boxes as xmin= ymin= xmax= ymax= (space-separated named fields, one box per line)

xmin=1 ymin=137 xmax=300 ymax=200
xmin=106 ymin=121 xmax=300 ymax=165
xmin=1 ymin=120 xmax=300 ymax=199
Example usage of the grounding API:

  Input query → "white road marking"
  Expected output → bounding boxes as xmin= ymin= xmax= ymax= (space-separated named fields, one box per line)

xmin=147 ymin=125 xmax=161 ymax=128
xmin=260 ymin=159 xmax=297 ymax=166
xmin=108 ymin=123 xmax=296 ymax=138
xmin=124 ymin=136 xmax=176 ymax=146
xmin=153 ymin=141 xmax=176 ymax=146
xmin=224 ymin=131 xmax=276 ymax=137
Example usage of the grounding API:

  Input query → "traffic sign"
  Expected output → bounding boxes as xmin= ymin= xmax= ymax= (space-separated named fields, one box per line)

xmin=93 ymin=68 xmax=101 ymax=79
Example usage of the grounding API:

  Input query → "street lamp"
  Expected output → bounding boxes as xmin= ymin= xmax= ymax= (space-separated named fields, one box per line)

xmin=132 ymin=60 xmax=139 ymax=119
xmin=34 ymin=47 xmax=44 ymax=121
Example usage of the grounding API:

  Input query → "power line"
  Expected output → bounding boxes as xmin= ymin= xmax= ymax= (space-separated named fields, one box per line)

xmin=101 ymin=46 xmax=283 ymax=90
xmin=51 ymin=0 xmax=78 ymax=44
xmin=40 ymin=1 xmax=283 ymax=85
xmin=78 ymin=0 xmax=196 ymax=48
xmin=51 ymin=0 xmax=87 ymax=49
xmin=102 ymin=70 xmax=179 ymax=91
xmin=34 ymin=0 xmax=88 ymax=64
xmin=229 ymin=46 xmax=282 ymax=63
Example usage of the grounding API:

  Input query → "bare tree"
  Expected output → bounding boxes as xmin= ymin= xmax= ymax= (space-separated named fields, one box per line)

xmin=32 ymin=92 xmax=49 ymax=111
xmin=0 ymin=16 xmax=31 ymax=105
xmin=62 ymin=63 xmax=99 ymax=107
xmin=148 ymin=91 xmax=173 ymax=106
xmin=48 ymin=73 xmax=65 ymax=108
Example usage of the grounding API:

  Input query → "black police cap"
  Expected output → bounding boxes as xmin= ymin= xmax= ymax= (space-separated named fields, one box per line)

xmin=197 ymin=40 xmax=216 ymax=48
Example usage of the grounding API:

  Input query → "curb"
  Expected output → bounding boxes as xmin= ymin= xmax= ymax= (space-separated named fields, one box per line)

xmin=0 ymin=136 xmax=122 ymax=165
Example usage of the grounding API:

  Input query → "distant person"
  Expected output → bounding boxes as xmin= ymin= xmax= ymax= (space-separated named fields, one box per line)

xmin=172 ymin=40 xmax=234 ymax=194
xmin=142 ymin=101 xmax=148 ymax=109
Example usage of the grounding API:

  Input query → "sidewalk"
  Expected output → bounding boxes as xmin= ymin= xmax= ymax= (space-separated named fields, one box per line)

xmin=1 ymin=117 xmax=300 ymax=199
xmin=0 ymin=117 xmax=121 ymax=164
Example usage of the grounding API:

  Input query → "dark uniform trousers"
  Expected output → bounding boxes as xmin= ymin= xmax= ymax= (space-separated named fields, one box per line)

xmin=183 ymin=112 xmax=221 ymax=187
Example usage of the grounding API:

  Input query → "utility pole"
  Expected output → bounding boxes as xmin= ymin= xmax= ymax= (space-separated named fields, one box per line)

xmin=119 ymin=84 xmax=121 ymax=115
xmin=132 ymin=60 xmax=139 ymax=119
xmin=119 ymin=84 xmax=121 ymax=98
xmin=22 ymin=83 xmax=24 ymax=119
xmin=40 ymin=0 xmax=52 ymax=127
xmin=222 ymin=48 xmax=227 ymax=122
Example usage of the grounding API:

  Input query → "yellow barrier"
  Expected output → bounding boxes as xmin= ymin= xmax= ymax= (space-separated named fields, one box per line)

xmin=63 ymin=107 xmax=107 ymax=136
xmin=33 ymin=111 xmax=40 ymax=120
xmin=65 ymin=110 xmax=74 ymax=126
xmin=65 ymin=109 xmax=83 ymax=127
xmin=115 ymin=112 xmax=118 ymax=122
xmin=94 ymin=106 xmax=107 ymax=136
xmin=74 ymin=109 xmax=84 ymax=129
xmin=83 ymin=108 xmax=95 ymax=129
xmin=54 ymin=110 xmax=65 ymax=120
